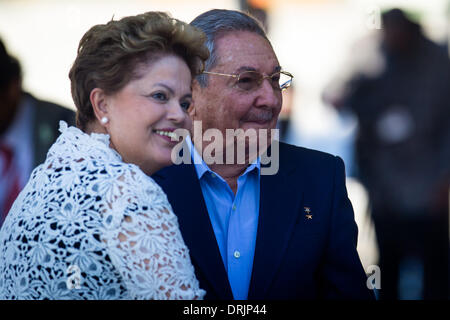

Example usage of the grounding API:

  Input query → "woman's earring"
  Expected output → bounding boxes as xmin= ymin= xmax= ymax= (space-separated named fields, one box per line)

xmin=101 ymin=116 xmax=109 ymax=125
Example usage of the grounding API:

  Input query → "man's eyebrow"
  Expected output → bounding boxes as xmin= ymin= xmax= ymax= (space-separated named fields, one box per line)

xmin=235 ymin=65 xmax=282 ymax=73
xmin=236 ymin=66 xmax=257 ymax=73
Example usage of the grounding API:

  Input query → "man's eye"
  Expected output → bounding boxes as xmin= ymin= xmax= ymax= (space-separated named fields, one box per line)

xmin=238 ymin=77 xmax=255 ymax=84
xmin=271 ymin=75 xmax=281 ymax=82
xmin=236 ymin=76 xmax=258 ymax=91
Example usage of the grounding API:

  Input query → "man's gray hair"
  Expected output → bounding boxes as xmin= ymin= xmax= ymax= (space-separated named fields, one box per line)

xmin=190 ymin=9 xmax=269 ymax=87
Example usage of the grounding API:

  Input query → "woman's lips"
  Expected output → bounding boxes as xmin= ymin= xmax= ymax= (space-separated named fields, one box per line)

xmin=153 ymin=129 xmax=179 ymax=143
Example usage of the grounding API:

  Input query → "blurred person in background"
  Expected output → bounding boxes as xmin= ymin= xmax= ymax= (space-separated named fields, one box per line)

xmin=324 ymin=8 xmax=450 ymax=300
xmin=0 ymin=37 xmax=75 ymax=227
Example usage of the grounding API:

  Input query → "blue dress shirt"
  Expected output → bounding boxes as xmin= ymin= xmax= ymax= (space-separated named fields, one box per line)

xmin=186 ymin=136 xmax=260 ymax=300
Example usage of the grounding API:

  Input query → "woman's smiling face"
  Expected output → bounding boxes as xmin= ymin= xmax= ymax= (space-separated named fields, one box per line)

xmin=103 ymin=54 xmax=192 ymax=175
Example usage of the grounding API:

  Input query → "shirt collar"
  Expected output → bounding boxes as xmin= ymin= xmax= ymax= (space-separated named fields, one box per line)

xmin=185 ymin=135 xmax=260 ymax=180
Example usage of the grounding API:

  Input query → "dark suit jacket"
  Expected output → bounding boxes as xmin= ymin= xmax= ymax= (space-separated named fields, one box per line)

xmin=153 ymin=142 xmax=374 ymax=300
xmin=25 ymin=92 xmax=76 ymax=167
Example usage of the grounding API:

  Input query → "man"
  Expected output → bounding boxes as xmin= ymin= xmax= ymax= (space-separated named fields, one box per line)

xmin=153 ymin=9 xmax=373 ymax=300
xmin=0 ymin=38 xmax=75 ymax=226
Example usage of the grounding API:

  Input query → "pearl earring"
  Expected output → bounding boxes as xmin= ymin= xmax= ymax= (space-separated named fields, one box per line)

xmin=101 ymin=117 xmax=109 ymax=124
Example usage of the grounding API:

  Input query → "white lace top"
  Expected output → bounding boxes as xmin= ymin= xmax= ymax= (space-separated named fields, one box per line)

xmin=0 ymin=122 xmax=205 ymax=300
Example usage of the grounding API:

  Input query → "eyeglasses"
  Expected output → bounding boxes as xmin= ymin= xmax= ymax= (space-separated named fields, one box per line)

xmin=203 ymin=70 xmax=293 ymax=92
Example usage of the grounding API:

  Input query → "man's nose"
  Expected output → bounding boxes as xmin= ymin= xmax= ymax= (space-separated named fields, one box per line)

xmin=255 ymin=78 xmax=281 ymax=108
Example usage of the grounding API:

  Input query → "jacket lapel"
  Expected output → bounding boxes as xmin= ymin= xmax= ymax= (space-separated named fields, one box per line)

xmin=248 ymin=154 xmax=304 ymax=299
xmin=154 ymin=163 xmax=233 ymax=299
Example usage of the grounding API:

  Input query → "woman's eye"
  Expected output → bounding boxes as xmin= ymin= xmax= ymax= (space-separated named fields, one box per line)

xmin=180 ymin=101 xmax=191 ymax=111
xmin=151 ymin=92 xmax=168 ymax=101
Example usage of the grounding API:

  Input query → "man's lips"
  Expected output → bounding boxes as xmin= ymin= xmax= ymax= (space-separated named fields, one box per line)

xmin=242 ymin=118 xmax=272 ymax=125
xmin=241 ymin=110 xmax=274 ymax=124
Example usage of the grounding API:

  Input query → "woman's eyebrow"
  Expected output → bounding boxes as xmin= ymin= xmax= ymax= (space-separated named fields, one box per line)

xmin=153 ymin=83 xmax=175 ymax=95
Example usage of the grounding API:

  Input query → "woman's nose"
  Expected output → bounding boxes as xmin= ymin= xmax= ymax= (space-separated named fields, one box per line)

xmin=167 ymin=102 xmax=187 ymax=125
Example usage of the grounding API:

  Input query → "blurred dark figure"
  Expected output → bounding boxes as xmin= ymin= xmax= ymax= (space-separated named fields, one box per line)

xmin=325 ymin=9 xmax=450 ymax=300
xmin=0 ymin=38 xmax=75 ymax=226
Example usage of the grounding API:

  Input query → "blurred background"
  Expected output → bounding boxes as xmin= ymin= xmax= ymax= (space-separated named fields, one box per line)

xmin=1 ymin=0 xmax=449 ymax=300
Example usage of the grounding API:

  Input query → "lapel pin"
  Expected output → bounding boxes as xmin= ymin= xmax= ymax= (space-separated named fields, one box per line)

xmin=304 ymin=207 xmax=313 ymax=219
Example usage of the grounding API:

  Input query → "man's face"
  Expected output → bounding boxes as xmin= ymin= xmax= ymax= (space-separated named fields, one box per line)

xmin=191 ymin=31 xmax=282 ymax=150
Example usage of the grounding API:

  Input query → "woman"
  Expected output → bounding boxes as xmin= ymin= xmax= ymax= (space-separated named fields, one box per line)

xmin=0 ymin=11 xmax=208 ymax=299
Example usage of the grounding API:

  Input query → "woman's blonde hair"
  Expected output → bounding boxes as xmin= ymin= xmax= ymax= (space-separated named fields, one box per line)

xmin=69 ymin=11 xmax=209 ymax=130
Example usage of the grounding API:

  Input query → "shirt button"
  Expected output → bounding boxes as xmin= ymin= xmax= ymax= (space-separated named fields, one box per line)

xmin=234 ymin=250 xmax=241 ymax=259
xmin=210 ymin=173 xmax=216 ymax=178
xmin=232 ymin=205 xmax=236 ymax=211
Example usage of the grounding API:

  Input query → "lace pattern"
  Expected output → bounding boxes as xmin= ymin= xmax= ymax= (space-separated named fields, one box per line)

xmin=0 ymin=121 xmax=205 ymax=299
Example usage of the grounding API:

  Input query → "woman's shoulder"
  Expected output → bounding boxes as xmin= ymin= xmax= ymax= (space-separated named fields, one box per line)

xmin=46 ymin=121 xmax=121 ymax=166
xmin=114 ymin=162 xmax=168 ymax=203
xmin=45 ymin=122 xmax=159 ymax=185
xmin=31 ymin=122 xmax=165 ymax=208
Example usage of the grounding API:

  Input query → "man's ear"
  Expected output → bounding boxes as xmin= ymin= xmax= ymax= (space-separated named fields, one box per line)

xmin=187 ymin=103 xmax=195 ymax=118
xmin=90 ymin=88 xmax=109 ymax=124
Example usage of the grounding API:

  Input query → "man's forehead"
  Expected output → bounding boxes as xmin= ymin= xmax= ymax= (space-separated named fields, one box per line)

xmin=214 ymin=31 xmax=279 ymax=72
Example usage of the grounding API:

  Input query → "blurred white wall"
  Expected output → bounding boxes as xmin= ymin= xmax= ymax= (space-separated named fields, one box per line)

xmin=1 ymin=0 xmax=447 ymax=116
xmin=268 ymin=0 xmax=449 ymax=163
xmin=0 ymin=0 xmax=237 ymax=109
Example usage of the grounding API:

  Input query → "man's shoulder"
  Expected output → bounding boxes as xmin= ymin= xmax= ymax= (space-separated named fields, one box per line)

xmin=153 ymin=142 xmax=341 ymax=179
xmin=152 ymin=161 xmax=193 ymax=183
xmin=274 ymin=142 xmax=346 ymax=187
xmin=278 ymin=141 xmax=338 ymax=170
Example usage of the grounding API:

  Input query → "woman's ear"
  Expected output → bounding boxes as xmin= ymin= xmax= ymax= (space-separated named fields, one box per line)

xmin=90 ymin=88 xmax=109 ymax=125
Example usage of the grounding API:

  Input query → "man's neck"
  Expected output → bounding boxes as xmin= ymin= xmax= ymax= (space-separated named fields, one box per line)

xmin=210 ymin=162 xmax=248 ymax=195
xmin=192 ymin=138 xmax=251 ymax=195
